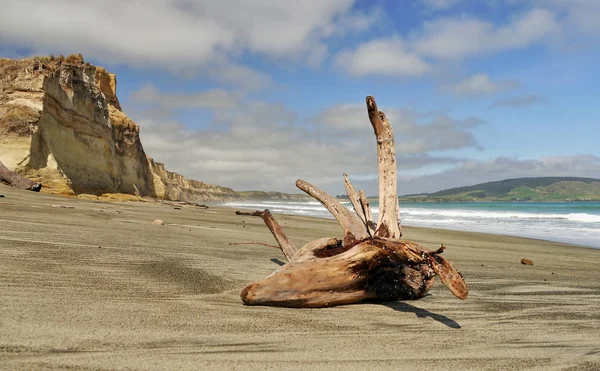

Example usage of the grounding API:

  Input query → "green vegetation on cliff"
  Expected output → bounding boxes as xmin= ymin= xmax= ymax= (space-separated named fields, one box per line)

xmin=399 ymin=177 xmax=600 ymax=202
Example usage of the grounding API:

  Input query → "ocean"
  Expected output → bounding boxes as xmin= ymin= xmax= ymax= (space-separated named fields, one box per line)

xmin=222 ymin=200 xmax=600 ymax=249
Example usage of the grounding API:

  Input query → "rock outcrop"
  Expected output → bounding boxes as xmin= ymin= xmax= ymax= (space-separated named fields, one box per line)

xmin=148 ymin=159 xmax=237 ymax=201
xmin=0 ymin=56 xmax=156 ymax=196
xmin=0 ymin=56 xmax=305 ymax=202
xmin=94 ymin=67 xmax=121 ymax=110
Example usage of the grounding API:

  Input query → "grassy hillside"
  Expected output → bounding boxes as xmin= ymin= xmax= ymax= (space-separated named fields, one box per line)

xmin=399 ymin=177 xmax=600 ymax=202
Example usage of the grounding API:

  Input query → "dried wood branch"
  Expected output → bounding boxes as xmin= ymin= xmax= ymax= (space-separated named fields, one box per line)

xmin=296 ymin=179 xmax=369 ymax=246
xmin=366 ymin=96 xmax=401 ymax=239
xmin=359 ymin=189 xmax=376 ymax=235
xmin=0 ymin=160 xmax=41 ymax=191
xmin=235 ymin=210 xmax=263 ymax=216
xmin=260 ymin=210 xmax=296 ymax=261
xmin=237 ymin=95 xmax=468 ymax=309
xmin=343 ymin=173 xmax=370 ymax=235
xmin=235 ymin=209 xmax=296 ymax=261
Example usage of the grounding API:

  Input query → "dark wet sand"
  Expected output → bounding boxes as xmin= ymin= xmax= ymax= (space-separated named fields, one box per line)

xmin=1 ymin=184 xmax=599 ymax=370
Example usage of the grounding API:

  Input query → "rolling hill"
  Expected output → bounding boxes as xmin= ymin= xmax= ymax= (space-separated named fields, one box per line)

xmin=399 ymin=177 xmax=600 ymax=202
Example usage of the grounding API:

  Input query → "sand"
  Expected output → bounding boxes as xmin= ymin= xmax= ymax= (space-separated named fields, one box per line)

xmin=1 ymin=184 xmax=599 ymax=370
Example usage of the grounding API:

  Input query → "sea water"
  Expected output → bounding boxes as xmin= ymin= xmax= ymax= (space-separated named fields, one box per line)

xmin=222 ymin=200 xmax=600 ymax=249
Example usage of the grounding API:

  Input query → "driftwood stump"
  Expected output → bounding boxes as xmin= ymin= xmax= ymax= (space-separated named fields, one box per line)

xmin=0 ymin=160 xmax=41 ymax=191
xmin=238 ymin=96 xmax=468 ymax=308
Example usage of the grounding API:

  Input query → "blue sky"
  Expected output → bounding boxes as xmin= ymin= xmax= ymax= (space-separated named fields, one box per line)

xmin=1 ymin=0 xmax=599 ymax=195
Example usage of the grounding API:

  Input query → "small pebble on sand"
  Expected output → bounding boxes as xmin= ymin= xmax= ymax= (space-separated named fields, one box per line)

xmin=521 ymin=258 xmax=534 ymax=265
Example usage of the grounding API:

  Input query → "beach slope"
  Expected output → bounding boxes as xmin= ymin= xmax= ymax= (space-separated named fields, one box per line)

xmin=1 ymin=184 xmax=599 ymax=370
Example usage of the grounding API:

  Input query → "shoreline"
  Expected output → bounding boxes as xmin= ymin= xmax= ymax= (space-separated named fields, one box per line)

xmin=22 ymin=189 xmax=600 ymax=250
xmin=223 ymin=202 xmax=600 ymax=251
xmin=6 ymin=185 xmax=599 ymax=250
xmin=2 ymin=184 xmax=600 ymax=370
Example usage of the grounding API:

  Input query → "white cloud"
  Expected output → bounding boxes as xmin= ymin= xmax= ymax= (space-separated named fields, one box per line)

xmin=443 ymin=74 xmax=520 ymax=95
xmin=333 ymin=7 xmax=384 ymax=35
xmin=207 ymin=64 xmax=274 ymax=92
xmin=132 ymin=88 xmax=480 ymax=193
xmin=0 ymin=0 xmax=378 ymax=73
xmin=544 ymin=0 xmax=600 ymax=34
xmin=413 ymin=9 xmax=559 ymax=60
xmin=334 ymin=8 xmax=560 ymax=77
xmin=131 ymin=83 xmax=243 ymax=112
xmin=313 ymin=104 xmax=482 ymax=153
xmin=333 ymin=37 xmax=430 ymax=77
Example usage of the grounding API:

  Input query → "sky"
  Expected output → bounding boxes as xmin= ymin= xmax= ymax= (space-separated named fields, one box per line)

xmin=1 ymin=0 xmax=599 ymax=196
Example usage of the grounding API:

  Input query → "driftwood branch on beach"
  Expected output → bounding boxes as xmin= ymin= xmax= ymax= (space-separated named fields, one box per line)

xmin=0 ymin=160 xmax=41 ymax=192
xmin=235 ymin=210 xmax=297 ymax=260
xmin=237 ymin=96 xmax=468 ymax=308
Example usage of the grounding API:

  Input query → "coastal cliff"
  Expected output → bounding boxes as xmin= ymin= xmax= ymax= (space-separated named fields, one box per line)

xmin=148 ymin=159 xmax=237 ymax=201
xmin=0 ymin=56 xmax=157 ymax=197
xmin=0 ymin=56 xmax=307 ymax=202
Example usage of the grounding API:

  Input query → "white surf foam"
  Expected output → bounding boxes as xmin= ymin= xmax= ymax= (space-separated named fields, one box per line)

xmin=222 ymin=200 xmax=600 ymax=248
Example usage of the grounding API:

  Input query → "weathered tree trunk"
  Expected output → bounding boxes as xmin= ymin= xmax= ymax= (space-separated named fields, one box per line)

xmin=0 ymin=161 xmax=41 ymax=191
xmin=366 ymin=96 xmax=401 ymax=239
xmin=238 ymin=96 xmax=468 ymax=308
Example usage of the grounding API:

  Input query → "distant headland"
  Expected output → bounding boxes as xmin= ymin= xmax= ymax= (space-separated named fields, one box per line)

xmin=397 ymin=177 xmax=600 ymax=202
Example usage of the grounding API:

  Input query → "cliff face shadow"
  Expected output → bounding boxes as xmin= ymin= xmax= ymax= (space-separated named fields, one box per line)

xmin=382 ymin=301 xmax=462 ymax=329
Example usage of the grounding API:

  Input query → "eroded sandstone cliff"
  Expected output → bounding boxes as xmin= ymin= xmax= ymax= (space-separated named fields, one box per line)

xmin=0 ymin=56 xmax=157 ymax=196
xmin=0 ymin=56 xmax=243 ymax=201
xmin=149 ymin=159 xmax=238 ymax=201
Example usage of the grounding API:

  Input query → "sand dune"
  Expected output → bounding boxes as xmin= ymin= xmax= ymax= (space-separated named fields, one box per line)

xmin=1 ymin=184 xmax=599 ymax=370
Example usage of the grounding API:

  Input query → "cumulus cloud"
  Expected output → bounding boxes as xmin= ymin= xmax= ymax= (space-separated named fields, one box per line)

xmin=443 ymin=74 xmax=520 ymax=96
xmin=413 ymin=9 xmax=559 ymax=60
xmin=131 ymin=87 xmax=481 ymax=194
xmin=334 ymin=8 xmax=560 ymax=77
xmin=0 ymin=0 xmax=378 ymax=82
xmin=544 ymin=0 xmax=600 ymax=34
xmin=132 ymin=84 xmax=243 ymax=111
xmin=333 ymin=37 xmax=430 ymax=77
xmin=312 ymin=104 xmax=482 ymax=154
xmin=207 ymin=64 xmax=274 ymax=92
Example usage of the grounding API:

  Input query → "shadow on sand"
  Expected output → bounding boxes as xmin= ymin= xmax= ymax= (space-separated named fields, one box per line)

xmin=382 ymin=301 xmax=462 ymax=329
xmin=270 ymin=258 xmax=286 ymax=266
